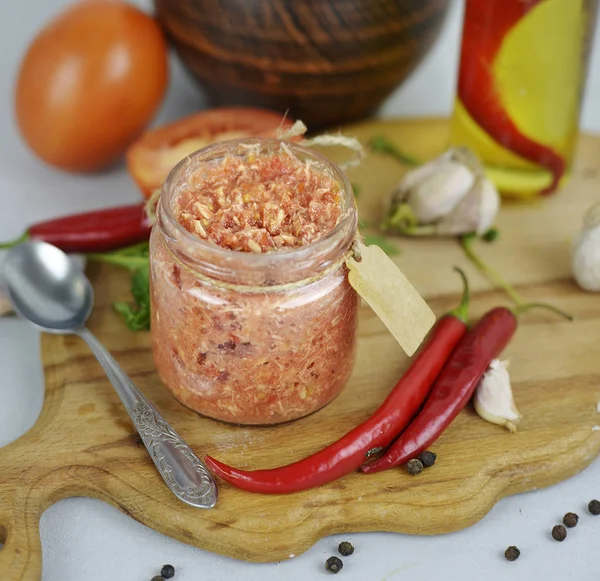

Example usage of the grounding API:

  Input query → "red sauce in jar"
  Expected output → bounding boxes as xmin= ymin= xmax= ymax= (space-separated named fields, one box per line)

xmin=150 ymin=139 xmax=358 ymax=425
xmin=175 ymin=145 xmax=343 ymax=252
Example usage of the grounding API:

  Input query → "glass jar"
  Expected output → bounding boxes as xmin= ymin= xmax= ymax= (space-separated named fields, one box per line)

xmin=149 ymin=138 xmax=359 ymax=425
xmin=450 ymin=0 xmax=598 ymax=198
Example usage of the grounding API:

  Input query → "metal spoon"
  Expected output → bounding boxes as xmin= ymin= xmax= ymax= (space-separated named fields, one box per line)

xmin=2 ymin=240 xmax=217 ymax=509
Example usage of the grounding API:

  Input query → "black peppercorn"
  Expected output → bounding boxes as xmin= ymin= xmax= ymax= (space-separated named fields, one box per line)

xmin=161 ymin=564 xmax=175 ymax=579
xmin=418 ymin=451 xmax=436 ymax=468
xmin=338 ymin=541 xmax=354 ymax=556
xmin=407 ymin=458 xmax=424 ymax=475
xmin=325 ymin=556 xmax=343 ymax=574
xmin=504 ymin=546 xmax=520 ymax=561
xmin=552 ymin=525 xmax=567 ymax=541
xmin=588 ymin=499 xmax=600 ymax=515
xmin=563 ymin=512 xmax=579 ymax=528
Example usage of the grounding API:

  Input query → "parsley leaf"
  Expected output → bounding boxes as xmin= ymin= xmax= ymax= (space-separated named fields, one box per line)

xmin=112 ymin=266 xmax=151 ymax=331
xmin=113 ymin=302 xmax=148 ymax=330
xmin=87 ymin=242 xmax=151 ymax=331
xmin=362 ymin=234 xmax=400 ymax=256
xmin=130 ymin=266 xmax=149 ymax=307
xmin=112 ymin=265 xmax=151 ymax=331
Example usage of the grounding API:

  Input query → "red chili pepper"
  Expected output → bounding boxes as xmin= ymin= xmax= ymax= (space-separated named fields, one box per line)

xmin=458 ymin=0 xmax=565 ymax=194
xmin=0 ymin=202 xmax=151 ymax=253
xmin=203 ymin=268 xmax=471 ymax=494
xmin=361 ymin=307 xmax=518 ymax=474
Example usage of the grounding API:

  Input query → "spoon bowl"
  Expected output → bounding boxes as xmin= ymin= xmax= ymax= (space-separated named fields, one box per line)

xmin=3 ymin=240 xmax=93 ymax=333
xmin=2 ymin=240 xmax=217 ymax=509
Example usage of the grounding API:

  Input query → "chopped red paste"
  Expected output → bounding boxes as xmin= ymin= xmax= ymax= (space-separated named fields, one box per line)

xmin=150 ymin=143 xmax=358 ymax=425
xmin=173 ymin=146 xmax=343 ymax=252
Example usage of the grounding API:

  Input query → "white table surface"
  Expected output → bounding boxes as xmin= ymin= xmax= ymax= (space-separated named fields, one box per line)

xmin=2 ymin=1 xmax=600 ymax=579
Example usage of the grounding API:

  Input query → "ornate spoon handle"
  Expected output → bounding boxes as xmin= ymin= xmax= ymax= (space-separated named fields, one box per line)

xmin=77 ymin=327 xmax=218 ymax=508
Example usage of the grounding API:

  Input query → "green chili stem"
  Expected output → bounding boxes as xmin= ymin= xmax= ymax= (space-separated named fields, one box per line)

xmin=512 ymin=302 xmax=574 ymax=322
xmin=448 ymin=266 xmax=470 ymax=324
xmin=0 ymin=231 xmax=29 ymax=250
xmin=460 ymin=235 xmax=574 ymax=321
xmin=459 ymin=234 xmax=524 ymax=305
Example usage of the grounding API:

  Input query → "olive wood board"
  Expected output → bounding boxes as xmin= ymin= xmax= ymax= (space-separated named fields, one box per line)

xmin=2 ymin=118 xmax=600 ymax=580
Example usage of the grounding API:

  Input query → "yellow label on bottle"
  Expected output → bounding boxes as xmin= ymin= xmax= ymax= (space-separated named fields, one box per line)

xmin=346 ymin=241 xmax=436 ymax=357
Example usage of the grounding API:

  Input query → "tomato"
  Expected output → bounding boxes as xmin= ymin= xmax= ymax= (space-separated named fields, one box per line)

xmin=15 ymin=0 xmax=169 ymax=173
xmin=125 ymin=107 xmax=300 ymax=198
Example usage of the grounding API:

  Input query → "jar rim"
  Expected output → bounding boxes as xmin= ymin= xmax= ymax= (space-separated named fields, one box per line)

xmin=157 ymin=136 xmax=357 ymax=275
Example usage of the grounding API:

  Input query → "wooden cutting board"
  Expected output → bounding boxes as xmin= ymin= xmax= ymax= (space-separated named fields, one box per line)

xmin=2 ymin=118 xmax=600 ymax=580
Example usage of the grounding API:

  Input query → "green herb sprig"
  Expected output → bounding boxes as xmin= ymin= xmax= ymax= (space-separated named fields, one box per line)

xmin=87 ymin=242 xmax=151 ymax=331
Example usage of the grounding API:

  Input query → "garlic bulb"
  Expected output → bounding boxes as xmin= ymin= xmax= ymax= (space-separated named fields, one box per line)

xmin=392 ymin=157 xmax=476 ymax=224
xmin=383 ymin=147 xmax=500 ymax=237
xmin=473 ymin=359 xmax=521 ymax=433
xmin=436 ymin=175 xmax=500 ymax=236
xmin=572 ymin=201 xmax=600 ymax=291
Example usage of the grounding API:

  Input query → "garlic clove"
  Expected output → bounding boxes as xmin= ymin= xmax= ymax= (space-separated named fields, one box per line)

xmin=572 ymin=224 xmax=600 ymax=292
xmin=387 ymin=158 xmax=449 ymax=209
xmin=475 ymin=178 xmax=501 ymax=234
xmin=387 ymin=148 xmax=465 ymax=208
xmin=406 ymin=161 xmax=476 ymax=224
xmin=435 ymin=176 xmax=499 ymax=236
xmin=473 ymin=359 xmax=521 ymax=433
xmin=397 ymin=160 xmax=445 ymax=196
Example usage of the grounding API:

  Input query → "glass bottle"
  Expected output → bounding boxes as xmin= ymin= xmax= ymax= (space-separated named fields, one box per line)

xmin=450 ymin=0 xmax=598 ymax=198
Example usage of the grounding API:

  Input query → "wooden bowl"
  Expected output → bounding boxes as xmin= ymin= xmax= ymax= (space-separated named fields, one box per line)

xmin=154 ymin=0 xmax=451 ymax=129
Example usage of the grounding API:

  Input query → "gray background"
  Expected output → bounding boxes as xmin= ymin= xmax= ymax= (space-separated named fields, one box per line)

xmin=1 ymin=1 xmax=600 ymax=579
